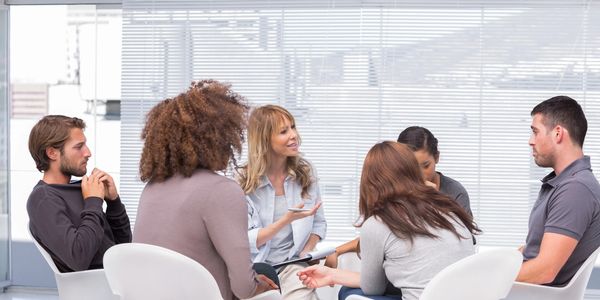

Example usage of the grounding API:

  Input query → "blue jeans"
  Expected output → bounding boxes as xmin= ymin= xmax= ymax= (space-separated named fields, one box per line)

xmin=338 ymin=286 xmax=403 ymax=300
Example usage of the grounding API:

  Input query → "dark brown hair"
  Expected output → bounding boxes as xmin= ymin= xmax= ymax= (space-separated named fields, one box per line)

xmin=28 ymin=115 xmax=86 ymax=172
xmin=397 ymin=126 xmax=439 ymax=160
xmin=358 ymin=141 xmax=480 ymax=243
xmin=531 ymin=95 xmax=587 ymax=147
xmin=139 ymin=79 xmax=249 ymax=182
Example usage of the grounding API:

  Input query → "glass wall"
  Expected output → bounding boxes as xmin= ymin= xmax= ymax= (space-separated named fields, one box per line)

xmin=0 ymin=3 xmax=10 ymax=288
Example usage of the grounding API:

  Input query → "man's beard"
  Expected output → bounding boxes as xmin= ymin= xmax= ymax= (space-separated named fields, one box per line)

xmin=534 ymin=152 xmax=554 ymax=169
xmin=60 ymin=156 xmax=86 ymax=177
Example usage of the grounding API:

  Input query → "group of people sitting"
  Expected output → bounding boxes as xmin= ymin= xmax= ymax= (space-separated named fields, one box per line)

xmin=26 ymin=79 xmax=600 ymax=300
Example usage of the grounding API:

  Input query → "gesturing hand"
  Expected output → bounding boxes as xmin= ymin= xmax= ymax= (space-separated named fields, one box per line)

xmin=91 ymin=168 xmax=119 ymax=201
xmin=297 ymin=265 xmax=335 ymax=289
xmin=285 ymin=202 xmax=322 ymax=223
xmin=81 ymin=172 xmax=105 ymax=200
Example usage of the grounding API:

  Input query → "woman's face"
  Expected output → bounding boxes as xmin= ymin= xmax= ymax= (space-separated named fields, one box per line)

xmin=270 ymin=116 xmax=299 ymax=158
xmin=413 ymin=149 xmax=438 ymax=182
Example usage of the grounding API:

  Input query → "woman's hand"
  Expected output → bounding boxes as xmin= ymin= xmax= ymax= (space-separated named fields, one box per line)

xmin=297 ymin=265 xmax=336 ymax=288
xmin=284 ymin=202 xmax=322 ymax=223
xmin=254 ymin=274 xmax=279 ymax=295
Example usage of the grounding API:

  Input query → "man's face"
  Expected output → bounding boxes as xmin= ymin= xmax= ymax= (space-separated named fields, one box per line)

xmin=59 ymin=128 xmax=91 ymax=177
xmin=529 ymin=113 xmax=556 ymax=168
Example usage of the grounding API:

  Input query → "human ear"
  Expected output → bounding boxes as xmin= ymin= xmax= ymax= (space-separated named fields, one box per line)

xmin=554 ymin=126 xmax=564 ymax=143
xmin=46 ymin=147 xmax=60 ymax=161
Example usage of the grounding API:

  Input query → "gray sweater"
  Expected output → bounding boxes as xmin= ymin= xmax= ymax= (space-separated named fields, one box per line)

xmin=133 ymin=169 xmax=260 ymax=300
xmin=360 ymin=216 xmax=474 ymax=300
xmin=27 ymin=180 xmax=131 ymax=272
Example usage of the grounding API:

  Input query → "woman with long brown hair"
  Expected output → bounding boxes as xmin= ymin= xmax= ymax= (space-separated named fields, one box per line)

xmin=297 ymin=141 xmax=479 ymax=300
xmin=133 ymin=80 xmax=278 ymax=300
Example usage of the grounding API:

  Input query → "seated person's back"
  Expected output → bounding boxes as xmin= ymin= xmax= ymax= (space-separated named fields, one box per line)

xmin=132 ymin=80 xmax=277 ymax=300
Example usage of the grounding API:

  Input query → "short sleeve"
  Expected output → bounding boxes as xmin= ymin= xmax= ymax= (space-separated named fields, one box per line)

xmin=545 ymin=181 xmax=596 ymax=241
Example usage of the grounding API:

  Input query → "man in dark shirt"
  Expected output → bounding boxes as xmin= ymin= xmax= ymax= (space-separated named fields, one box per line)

xmin=27 ymin=115 xmax=131 ymax=272
xmin=518 ymin=96 xmax=600 ymax=286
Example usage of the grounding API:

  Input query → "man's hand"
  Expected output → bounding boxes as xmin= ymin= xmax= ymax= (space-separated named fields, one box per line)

xmin=81 ymin=172 xmax=105 ymax=200
xmin=91 ymin=168 xmax=119 ymax=201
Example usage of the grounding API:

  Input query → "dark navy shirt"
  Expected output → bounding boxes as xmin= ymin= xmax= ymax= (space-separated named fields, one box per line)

xmin=523 ymin=156 xmax=600 ymax=286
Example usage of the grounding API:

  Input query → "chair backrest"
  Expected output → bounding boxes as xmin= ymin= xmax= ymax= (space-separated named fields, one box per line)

xmin=560 ymin=246 xmax=600 ymax=292
xmin=103 ymin=243 xmax=224 ymax=300
xmin=29 ymin=227 xmax=118 ymax=300
xmin=30 ymin=235 xmax=61 ymax=274
xmin=420 ymin=248 xmax=522 ymax=300
xmin=503 ymin=246 xmax=600 ymax=300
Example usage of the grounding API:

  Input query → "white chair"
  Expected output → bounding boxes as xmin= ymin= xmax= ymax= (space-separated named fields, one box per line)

xmin=345 ymin=249 xmax=522 ymax=300
xmin=503 ymin=246 xmax=600 ymax=300
xmin=29 ymin=232 xmax=118 ymax=300
xmin=103 ymin=243 xmax=281 ymax=300
xmin=420 ymin=248 xmax=522 ymax=300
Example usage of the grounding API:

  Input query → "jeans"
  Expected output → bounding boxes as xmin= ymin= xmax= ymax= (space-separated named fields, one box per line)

xmin=338 ymin=286 xmax=403 ymax=300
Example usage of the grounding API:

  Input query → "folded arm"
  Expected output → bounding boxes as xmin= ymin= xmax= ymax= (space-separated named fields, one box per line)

xmin=517 ymin=232 xmax=577 ymax=284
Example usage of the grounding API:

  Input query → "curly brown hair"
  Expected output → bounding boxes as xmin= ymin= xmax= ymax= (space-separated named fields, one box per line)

xmin=139 ymin=79 xmax=249 ymax=182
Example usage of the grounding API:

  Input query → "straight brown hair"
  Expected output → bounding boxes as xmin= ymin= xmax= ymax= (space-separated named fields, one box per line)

xmin=28 ymin=115 xmax=86 ymax=172
xmin=358 ymin=141 xmax=480 ymax=243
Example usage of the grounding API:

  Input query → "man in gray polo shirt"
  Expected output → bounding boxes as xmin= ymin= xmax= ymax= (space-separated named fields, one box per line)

xmin=517 ymin=96 xmax=600 ymax=286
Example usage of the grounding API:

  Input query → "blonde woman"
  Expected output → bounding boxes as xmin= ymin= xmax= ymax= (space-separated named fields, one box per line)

xmin=238 ymin=105 xmax=327 ymax=300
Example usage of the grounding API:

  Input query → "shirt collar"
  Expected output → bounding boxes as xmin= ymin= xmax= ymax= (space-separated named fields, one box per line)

xmin=257 ymin=172 xmax=295 ymax=189
xmin=542 ymin=156 xmax=591 ymax=187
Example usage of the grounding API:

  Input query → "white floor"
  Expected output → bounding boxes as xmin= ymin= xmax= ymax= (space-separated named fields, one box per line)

xmin=1 ymin=287 xmax=600 ymax=300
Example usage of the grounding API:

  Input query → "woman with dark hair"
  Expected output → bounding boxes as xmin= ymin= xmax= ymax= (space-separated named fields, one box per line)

xmin=133 ymin=80 xmax=278 ymax=300
xmin=397 ymin=126 xmax=471 ymax=215
xmin=297 ymin=142 xmax=479 ymax=300
xmin=324 ymin=126 xmax=473 ymax=270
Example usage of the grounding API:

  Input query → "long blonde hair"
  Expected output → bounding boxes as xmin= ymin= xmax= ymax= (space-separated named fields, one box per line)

xmin=238 ymin=105 xmax=312 ymax=197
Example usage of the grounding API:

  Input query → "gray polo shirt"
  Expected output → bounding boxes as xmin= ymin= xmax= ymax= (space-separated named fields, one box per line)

xmin=523 ymin=156 xmax=600 ymax=286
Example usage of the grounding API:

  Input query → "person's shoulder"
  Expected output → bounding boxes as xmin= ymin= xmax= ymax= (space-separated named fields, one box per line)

xmin=27 ymin=181 xmax=68 ymax=211
xmin=28 ymin=181 xmax=61 ymax=200
xmin=440 ymin=173 xmax=466 ymax=189
xmin=439 ymin=173 xmax=468 ymax=198
xmin=362 ymin=216 xmax=389 ymax=231
xmin=198 ymin=171 xmax=245 ymax=197
xmin=557 ymin=169 xmax=600 ymax=196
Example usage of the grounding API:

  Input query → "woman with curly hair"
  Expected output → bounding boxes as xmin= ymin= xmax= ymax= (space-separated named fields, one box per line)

xmin=238 ymin=105 xmax=327 ymax=300
xmin=133 ymin=80 xmax=278 ymax=300
xmin=297 ymin=142 xmax=479 ymax=300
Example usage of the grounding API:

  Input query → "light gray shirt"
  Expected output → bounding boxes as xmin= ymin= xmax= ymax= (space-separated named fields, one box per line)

xmin=265 ymin=195 xmax=294 ymax=264
xmin=360 ymin=215 xmax=474 ymax=300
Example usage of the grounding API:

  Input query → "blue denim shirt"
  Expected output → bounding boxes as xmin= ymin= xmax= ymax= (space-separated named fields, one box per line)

xmin=247 ymin=165 xmax=327 ymax=263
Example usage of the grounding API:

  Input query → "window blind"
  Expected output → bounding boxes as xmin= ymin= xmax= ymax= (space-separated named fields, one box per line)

xmin=121 ymin=0 xmax=600 ymax=246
